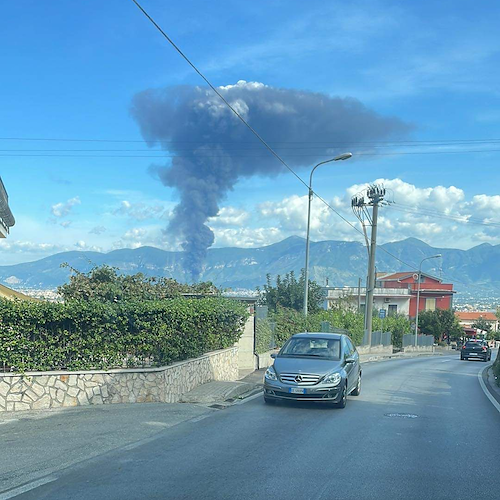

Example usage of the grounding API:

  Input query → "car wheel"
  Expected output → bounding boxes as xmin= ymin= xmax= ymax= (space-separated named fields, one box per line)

xmin=351 ymin=374 xmax=361 ymax=396
xmin=264 ymin=396 xmax=276 ymax=405
xmin=335 ymin=384 xmax=347 ymax=409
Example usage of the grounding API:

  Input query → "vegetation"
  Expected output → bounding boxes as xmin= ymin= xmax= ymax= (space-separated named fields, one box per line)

xmin=257 ymin=271 xmax=324 ymax=314
xmin=57 ymin=263 xmax=219 ymax=302
xmin=417 ymin=309 xmax=463 ymax=342
xmin=0 ymin=297 xmax=248 ymax=372
xmin=255 ymin=306 xmax=411 ymax=352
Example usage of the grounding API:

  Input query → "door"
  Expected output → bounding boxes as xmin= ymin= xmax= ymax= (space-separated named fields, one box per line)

xmin=343 ymin=337 xmax=357 ymax=393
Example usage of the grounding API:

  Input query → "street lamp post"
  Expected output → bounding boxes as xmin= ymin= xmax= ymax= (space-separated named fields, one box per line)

xmin=303 ymin=153 xmax=352 ymax=318
xmin=414 ymin=254 xmax=442 ymax=347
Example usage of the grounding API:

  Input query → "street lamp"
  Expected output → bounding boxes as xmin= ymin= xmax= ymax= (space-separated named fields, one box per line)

xmin=303 ymin=153 xmax=353 ymax=317
xmin=414 ymin=254 xmax=442 ymax=346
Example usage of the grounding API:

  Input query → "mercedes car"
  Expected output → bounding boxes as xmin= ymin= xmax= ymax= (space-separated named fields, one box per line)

xmin=263 ymin=332 xmax=361 ymax=408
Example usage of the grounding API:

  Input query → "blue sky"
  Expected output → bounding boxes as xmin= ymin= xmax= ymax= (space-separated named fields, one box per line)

xmin=1 ymin=0 xmax=500 ymax=265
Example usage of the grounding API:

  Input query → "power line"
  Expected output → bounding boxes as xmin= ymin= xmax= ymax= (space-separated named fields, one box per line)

xmin=129 ymin=0 xmax=500 ymax=296
xmin=2 ymin=136 xmax=500 ymax=145
xmin=1 ymin=148 xmax=500 ymax=158
xmin=386 ymin=204 xmax=500 ymax=229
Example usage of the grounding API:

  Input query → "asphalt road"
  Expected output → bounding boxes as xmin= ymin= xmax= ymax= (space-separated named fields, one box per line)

xmin=7 ymin=352 xmax=500 ymax=500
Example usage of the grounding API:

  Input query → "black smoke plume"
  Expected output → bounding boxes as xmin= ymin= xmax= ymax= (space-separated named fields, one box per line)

xmin=131 ymin=81 xmax=411 ymax=279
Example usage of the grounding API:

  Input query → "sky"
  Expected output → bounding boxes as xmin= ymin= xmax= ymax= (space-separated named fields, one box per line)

xmin=1 ymin=0 xmax=500 ymax=266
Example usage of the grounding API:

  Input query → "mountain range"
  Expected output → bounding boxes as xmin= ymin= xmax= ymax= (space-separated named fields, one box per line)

xmin=1 ymin=236 xmax=500 ymax=293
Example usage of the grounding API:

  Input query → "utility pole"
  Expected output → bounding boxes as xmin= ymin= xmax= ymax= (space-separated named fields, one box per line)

xmin=357 ymin=277 xmax=362 ymax=312
xmin=352 ymin=185 xmax=386 ymax=349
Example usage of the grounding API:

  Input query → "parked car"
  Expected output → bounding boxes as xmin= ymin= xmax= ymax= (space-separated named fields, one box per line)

xmin=460 ymin=340 xmax=491 ymax=362
xmin=263 ymin=332 xmax=361 ymax=408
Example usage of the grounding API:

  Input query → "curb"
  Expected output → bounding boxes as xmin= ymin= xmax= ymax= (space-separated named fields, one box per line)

xmin=360 ymin=352 xmax=444 ymax=364
xmin=478 ymin=365 xmax=500 ymax=413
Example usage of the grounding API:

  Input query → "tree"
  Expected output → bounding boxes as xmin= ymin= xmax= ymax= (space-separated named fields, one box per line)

xmin=57 ymin=263 xmax=219 ymax=302
xmin=418 ymin=309 xmax=463 ymax=342
xmin=471 ymin=316 xmax=492 ymax=335
xmin=257 ymin=270 xmax=324 ymax=314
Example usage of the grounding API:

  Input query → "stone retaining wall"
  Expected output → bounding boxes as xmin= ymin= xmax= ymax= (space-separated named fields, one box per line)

xmin=401 ymin=345 xmax=434 ymax=353
xmin=0 ymin=347 xmax=238 ymax=412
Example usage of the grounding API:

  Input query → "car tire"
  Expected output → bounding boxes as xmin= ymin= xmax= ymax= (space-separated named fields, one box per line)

xmin=351 ymin=374 xmax=361 ymax=396
xmin=264 ymin=396 xmax=276 ymax=405
xmin=335 ymin=384 xmax=347 ymax=409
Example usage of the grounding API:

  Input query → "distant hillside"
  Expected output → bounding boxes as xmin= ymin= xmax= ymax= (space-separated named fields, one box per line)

xmin=1 ymin=236 xmax=500 ymax=292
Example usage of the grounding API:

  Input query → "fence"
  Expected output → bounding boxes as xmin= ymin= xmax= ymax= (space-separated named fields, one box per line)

xmin=402 ymin=333 xmax=434 ymax=347
xmin=361 ymin=331 xmax=392 ymax=347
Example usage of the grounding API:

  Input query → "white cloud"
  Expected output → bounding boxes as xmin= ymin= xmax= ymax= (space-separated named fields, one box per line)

xmin=51 ymin=197 xmax=81 ymax=218
xmin=208 ymin=207 xmax=250 ymax=227
xmin=60 ymin=221 xmax=72 ymax=229
xmin=0 ymin=239 xmax=64 ymax=254
xmin=114 ymin=200 xmax=169 ymax=221
xmin=213 ymin=227 xmax=284 ymax=248
xmin=89 ymin=225 xmax=107 ymax=235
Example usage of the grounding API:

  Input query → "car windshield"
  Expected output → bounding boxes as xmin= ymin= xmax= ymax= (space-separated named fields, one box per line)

xmin=280 ymin=338 xmax=341 ymax=360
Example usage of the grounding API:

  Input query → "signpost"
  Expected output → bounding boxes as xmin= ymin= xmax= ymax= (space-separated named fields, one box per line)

xmin=379 ymin=308 xmax=386 ymax=335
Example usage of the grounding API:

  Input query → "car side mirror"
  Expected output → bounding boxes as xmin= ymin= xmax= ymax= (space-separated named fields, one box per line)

xmin=345 ymin=357 xmax=355 ymax=364
xmin=270 ymin=353 xmax=277 ymax=359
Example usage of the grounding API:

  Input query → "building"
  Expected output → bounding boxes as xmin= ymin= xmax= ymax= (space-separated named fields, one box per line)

xmin=0 ymin=177 xmax=15 ymax=238
xmin=455 ymin=311 xmax=498 ymax=332
xmin=378 ymin=272 xmax=455 ymax=318
xmin=323 ymin=286 xmax=411 ymax=317
xmin=323 ymin=271 xmax=455 ymax=320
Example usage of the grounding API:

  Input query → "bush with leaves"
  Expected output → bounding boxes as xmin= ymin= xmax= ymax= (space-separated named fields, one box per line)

xmin=257 ymin=271 xmax=324 ymax=314
xmin=57 ymin=264 xmax=219 ymax=302
xmin=0 ymin=297 xmax=248 ymax=372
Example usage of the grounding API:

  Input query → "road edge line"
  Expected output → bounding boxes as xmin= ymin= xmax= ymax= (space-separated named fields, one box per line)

xmin=0 ymin=475 xmax=57 ymax=500
xmin=478 ymin=366 xmax=500 ymax=414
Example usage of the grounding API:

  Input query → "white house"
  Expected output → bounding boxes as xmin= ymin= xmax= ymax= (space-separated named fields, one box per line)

xmin=322 ymin=286 xmax=411 ymax=317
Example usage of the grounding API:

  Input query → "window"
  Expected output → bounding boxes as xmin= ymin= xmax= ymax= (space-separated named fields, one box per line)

xmin=425 ymin=298 xmax=436 ymax=311
xmin=345 ymin=337 xmax=355 ymax=356
xmin=388 ymin=304 xmax=397 ymax=316
xmin=280 ymin=338 xmax=341 ymax=360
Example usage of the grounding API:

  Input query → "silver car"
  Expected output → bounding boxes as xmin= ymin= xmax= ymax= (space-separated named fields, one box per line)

xmin=263 ymin=332 xmax=361 ymax=408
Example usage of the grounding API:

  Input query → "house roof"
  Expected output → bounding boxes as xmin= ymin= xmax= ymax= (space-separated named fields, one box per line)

xmin=378 ymin=271 xmax=442 ymax=283
xmin=455 ymin=311 xmax=497 ymax=322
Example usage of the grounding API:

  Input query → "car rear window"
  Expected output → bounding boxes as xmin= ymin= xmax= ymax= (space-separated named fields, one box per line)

xmin=280 ymin=338 xmax=341 ymax=360
xmin=465 ymin=341 xmax=482 ymax=347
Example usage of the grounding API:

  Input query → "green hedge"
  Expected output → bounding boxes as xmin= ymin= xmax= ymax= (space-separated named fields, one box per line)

xmin=0 ymin=298 xmax=248 ymax=372
xmin=262 ymin=307 xmax=411 ymax=351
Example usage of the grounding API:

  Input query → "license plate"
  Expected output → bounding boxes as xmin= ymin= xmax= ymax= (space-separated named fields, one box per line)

xmin=470 ymin=353 xmax=478 ymax=356
xmin=289 ymin=387 xmax=306 ymax=394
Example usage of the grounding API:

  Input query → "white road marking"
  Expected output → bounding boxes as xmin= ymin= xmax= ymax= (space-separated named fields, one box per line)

xmin=478 ymin=366 xmax=500 ymax=414
xmin=234 ymin=391 xmax=263 ymax=405
xmin=0 ymin=419 xmax=18 ymax=426
xmin=0 ymin=475 xmax=56 ymax=500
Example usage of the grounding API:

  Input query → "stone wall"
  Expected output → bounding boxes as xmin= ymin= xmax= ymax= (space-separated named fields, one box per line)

xmin=401 ymin=345 xmax=434 ymax=353
xmin=0 ymin=347 xmax=238 ymax=412
xmin=357 ymin=345 xmax=394 ymax=356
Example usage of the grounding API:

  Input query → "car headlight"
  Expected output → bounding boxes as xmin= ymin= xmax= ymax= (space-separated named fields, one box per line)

xmin=265 ymin=366 xmax=277 ymax=381
xmin=322 ymin=372 xmax=341 ymax=386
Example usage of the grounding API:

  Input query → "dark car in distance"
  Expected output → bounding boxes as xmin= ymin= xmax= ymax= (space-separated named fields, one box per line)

xmin=460 ymin=340 xmax=491 ymax=362
xmin=263 ymin=332 xmax=361 ymax=408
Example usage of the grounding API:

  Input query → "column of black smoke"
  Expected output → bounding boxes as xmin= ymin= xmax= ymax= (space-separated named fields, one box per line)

xmin=131 ymin=81 xmax=411 ymax=280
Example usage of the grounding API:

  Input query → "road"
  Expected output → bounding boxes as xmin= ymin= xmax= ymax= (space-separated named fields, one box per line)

xmin=5 ymin=352 xmax=500 ymax=500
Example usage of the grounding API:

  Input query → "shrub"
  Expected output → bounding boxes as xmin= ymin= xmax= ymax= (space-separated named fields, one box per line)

xmin=0 ymin=297 xmax=248 ymax=372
